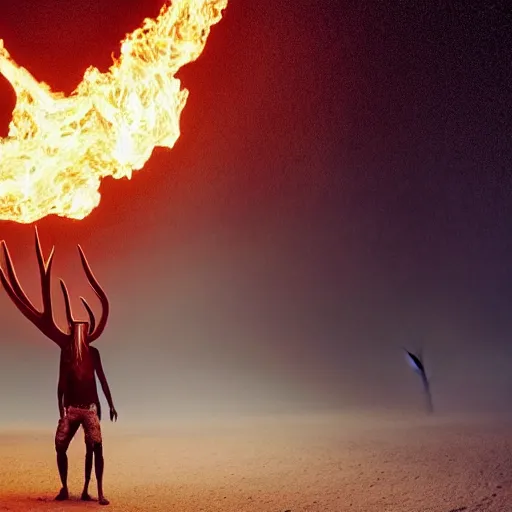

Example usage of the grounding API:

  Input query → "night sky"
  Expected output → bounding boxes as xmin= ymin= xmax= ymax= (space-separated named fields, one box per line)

xmin=0 ymin=0 xmax=511 ymax=424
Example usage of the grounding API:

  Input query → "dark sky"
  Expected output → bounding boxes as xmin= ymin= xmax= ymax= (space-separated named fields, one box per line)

xmin=0 ymin=0 xmax=511 ymax=424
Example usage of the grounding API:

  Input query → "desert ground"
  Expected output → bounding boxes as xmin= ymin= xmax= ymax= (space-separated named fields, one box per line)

xmin=1 ymin=410 xmax=512 ymax=512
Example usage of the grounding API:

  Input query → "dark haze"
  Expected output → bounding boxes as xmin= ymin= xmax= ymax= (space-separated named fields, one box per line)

xmin=0 ymin=0 xmax=511 ymax=425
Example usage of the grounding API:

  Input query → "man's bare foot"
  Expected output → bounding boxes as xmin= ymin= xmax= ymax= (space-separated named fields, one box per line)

xmin=81 ymin=491 xmax=93 ymax=501
xmin=98 ymin=496 xmax=110 ymax=505
xmin=55 ymin=488 xmax=69 ymax=501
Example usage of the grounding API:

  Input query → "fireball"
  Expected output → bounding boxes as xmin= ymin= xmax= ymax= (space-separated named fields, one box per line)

xmin=0 ymin=0 xmax=228 ymax=223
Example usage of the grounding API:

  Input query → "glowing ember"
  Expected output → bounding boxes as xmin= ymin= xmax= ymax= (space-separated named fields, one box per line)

xmin=0 ymin=0 xmax=228 ymax=224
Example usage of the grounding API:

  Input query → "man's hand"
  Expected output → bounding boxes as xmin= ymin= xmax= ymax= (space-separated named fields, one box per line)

xmin=109 ymin=407 xmax=118 ymax=422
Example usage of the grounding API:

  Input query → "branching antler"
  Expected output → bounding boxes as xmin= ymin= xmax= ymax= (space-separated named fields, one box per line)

xmin=77 ymin=245 xmax=109 ymax=343
xmin=0 ymin=228 xmax=68 ymax=347
xmin=0 ymin=227 xmax=109 ymax=346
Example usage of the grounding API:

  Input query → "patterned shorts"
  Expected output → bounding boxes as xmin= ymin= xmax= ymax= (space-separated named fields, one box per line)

xmin=55 ymin=405 xmax=102 ymax=449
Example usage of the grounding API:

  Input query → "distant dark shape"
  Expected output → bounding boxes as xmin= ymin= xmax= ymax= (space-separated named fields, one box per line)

xmin=406 ymin=351 xmax=424 ymax=374
xmin=404 ymin=348 xmax=433 ymax=414
xmin=0 ymin=227 xmax=118 ymax=506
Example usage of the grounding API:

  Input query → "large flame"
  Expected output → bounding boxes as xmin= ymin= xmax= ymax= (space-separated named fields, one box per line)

xmin=0 ymin=0 xmax=228 ymax=224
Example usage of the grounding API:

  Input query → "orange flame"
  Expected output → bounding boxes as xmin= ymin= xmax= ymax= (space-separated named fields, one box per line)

xmin=0 ymin=0 xmax=228 ymax=224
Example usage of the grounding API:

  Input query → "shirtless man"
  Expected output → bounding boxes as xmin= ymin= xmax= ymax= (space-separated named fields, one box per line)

xmin=55 ymin=322 xmax=118 ymax=505
xmin=0 ymin=229 xmax=118 ymax=505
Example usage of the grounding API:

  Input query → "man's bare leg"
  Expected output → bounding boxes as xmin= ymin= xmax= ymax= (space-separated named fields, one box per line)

xmin=94 ymin=442 xmax=109 ymax=505
xmin=81 ymin=443 xmax=94 ymax=501
xmin=55 ymin=448 xmax=69 ymax=501
xmin=55 ymin=417 xmax=80 ymax=501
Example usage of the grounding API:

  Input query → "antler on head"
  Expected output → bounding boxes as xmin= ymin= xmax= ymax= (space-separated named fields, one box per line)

xmin=0 ymin=227 xmax=68 ymax=347
xmin=76 ymin=244 xmax=109 ymax=343
xmin=0 ymin=227 xmax=109 ymax=347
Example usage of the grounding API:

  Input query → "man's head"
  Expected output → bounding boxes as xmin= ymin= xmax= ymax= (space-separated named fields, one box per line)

xmin=71 ymin=322 xmax=90 ymax=362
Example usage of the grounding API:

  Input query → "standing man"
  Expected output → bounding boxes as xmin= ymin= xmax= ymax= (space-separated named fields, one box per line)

xmin=55 ymin=322 xmax=118 ymax=505
xmin=0 ymin=230 xmax=118 ymax=505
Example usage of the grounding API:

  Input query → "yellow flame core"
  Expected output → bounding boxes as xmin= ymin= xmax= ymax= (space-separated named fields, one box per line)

xmin=0 ymin=0 xmax=228 ymax=224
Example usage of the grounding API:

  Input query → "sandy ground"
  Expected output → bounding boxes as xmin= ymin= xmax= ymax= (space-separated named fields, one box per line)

xmin=1 ymin=411 xmax=512 ymax=512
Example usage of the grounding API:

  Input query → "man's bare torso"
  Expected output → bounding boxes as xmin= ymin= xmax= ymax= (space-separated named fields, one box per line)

xmin=61 ymin=347 xmax=101 ymax=412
